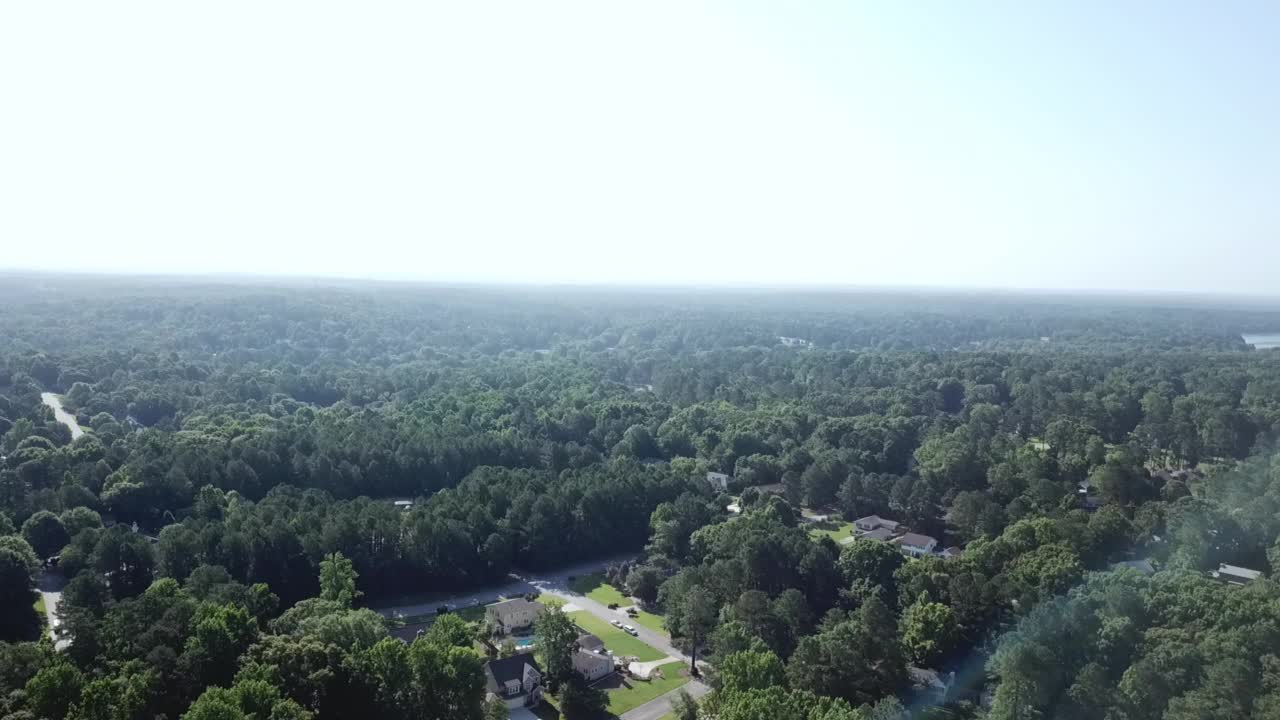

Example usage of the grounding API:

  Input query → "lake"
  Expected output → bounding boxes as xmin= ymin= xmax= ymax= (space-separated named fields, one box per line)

xmin=1243 ymin=333 xmax=1280 ymax=350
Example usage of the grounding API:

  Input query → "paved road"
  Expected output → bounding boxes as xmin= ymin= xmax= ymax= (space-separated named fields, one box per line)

xmin=620 ymin=679 xmax=709 ymax=720
xmin=528 ymin=577 xmax=686 ymax=662
xmin=374 ymin=554 xmax=636 ymax=620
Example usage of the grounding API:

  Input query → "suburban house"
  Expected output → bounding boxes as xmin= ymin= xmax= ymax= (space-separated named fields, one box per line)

xmin=861 ymin=527 xmax=896 ymax=542
xmin=577 ymin=632 xmax=605 ymax=652
xmin=486 ymin=598 xmax=545 ymax=634
xmin=572 ymin=648 xmax=614 ymax=681
xmin=939 ymin=546 xmax=964 ymax=560
xmin=1212 ymin=563 xmax=1263 ymax=586
xmin=893 ymin=532 xmax=938 ymax=557
xmin=706 ymin=471 xmax=731 ymax=491
xmin=855 ymin=515 xmax=901 ymax=533
xmin=484 ymin=653 xmax=543 ymax=709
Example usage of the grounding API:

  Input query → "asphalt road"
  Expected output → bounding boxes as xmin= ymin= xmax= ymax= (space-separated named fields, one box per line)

xmin=374 ymin=553 xmax=638 ymax=621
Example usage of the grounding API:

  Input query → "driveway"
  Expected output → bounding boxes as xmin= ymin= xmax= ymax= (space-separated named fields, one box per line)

xmin=507 ymin=707 xmax=539 ymax=720
xmin=37 ymin=571 xmax=70 ymax=651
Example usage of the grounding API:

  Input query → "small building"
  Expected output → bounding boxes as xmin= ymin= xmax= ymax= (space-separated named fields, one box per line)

xmin=577 ymin=632 xmax=605 ymax=652
xmin=893 ymin=533 xmax=939 ymax=557
xmin=572 ymin=649 xmax=614 ymax=681
xmin=486 ymin=598 xmax=545 ymax=635
xmin=1212 ymin=563 xmax=1263 ymax=586
xmin=706 ymin=472 xmax=732 ymax=491
xmin=855 ymin=515 xmax=900 ymax=533
xmin=484 ymin=653 xmax=543 ymax=709
xmin=393 ymin=500 xmax=413 ymax=511
xmin=861 ymin=527 xmax=896 ymax=542
xmin=939 ymin=546 xmax=964 ymax=560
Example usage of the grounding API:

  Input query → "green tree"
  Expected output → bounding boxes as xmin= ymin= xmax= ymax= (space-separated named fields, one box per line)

xmin=899 ymin=599 xmax=958 ymax=666
xmin=534 ymin=602 xmax=579 ymax=689
xmin=425 ymin=613 xmax=474 ymax=648
xmin=318 ymin=552 xmax=360 ymax=606
xmin=681 ymin=585 xmax=718 ymax=674
xmin=558 ymin=677 xmax=608 ymax=719
xmin=26 ymin=663 xmax=86 ymax=720
xmin=717 ymin=649 xmax=787 ymax=694
xmin=23 ymin=510 xmax=70 ymax=558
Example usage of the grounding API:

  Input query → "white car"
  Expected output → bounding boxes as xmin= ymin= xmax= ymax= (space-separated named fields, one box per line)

xmin=623 ymin=625 xmax=637 ymax=635
xmin=610 ymin=619 xmax=623 ymax=628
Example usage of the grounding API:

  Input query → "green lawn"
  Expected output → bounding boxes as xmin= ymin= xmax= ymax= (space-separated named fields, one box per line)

xmin=569 ymin=574 xmax=669 ymax=636
xmin=600 ymin=661 xmax=691 ymax=716
xmin=570 ymin=573 xmax=630 ymax=606
xmin=532 ymin=662 xmax=690 ymax=718
xmin=568 ymin=611 xmax=666 ymax=662
xmin=630 ymin=608 xmax=667 ymax=635
xmin=807 ymin=519 xmax=855 ymax=543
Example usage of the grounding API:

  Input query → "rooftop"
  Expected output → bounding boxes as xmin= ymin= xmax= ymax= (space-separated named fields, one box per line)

xmin=895 ymin=532 xmax=937 ymax=549
xmin=488 ymin=597 xmax=542 ymax=619
xmin=484 ymin=652 xmax=541 ymax=695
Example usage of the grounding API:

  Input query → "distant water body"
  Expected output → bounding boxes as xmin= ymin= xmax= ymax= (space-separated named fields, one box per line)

xmin=1243 ymin=333 xmax=1280 ymax=349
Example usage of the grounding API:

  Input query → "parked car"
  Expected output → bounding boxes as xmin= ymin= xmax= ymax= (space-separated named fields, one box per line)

xmin=608 ymin=603 xmax=619 ymax=609
xmin=610 ymin=619 xmax=623 ymax=628
xmin=623 ymin=625 xmax=637 ymax=635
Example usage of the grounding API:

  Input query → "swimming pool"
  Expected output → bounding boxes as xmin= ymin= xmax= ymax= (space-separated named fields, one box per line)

xmin=514 ymin=638 xmax=536 ymax=648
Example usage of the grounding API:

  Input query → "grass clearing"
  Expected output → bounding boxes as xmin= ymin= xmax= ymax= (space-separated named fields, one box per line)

xmin=388 ymin=603 xmax=487 ymax=627
xmin=598 ymin=661 xmax=690 ymax=715
xmin=807 ymin=519 xmax=855 ymax=543
xmin=568 ymin=611 xmax=666 ymax=662
xmin=569 ymin=573 xmax=630 ymax=606
xmin=568 ymin=573 xmax=669 ymax=636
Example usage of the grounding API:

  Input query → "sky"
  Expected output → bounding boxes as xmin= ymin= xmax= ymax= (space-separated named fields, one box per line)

xmin=1 ymin=1 xmax=1278 ymax=293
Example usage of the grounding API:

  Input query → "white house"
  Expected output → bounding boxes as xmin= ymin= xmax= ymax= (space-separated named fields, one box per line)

xmin=854 ymin=515 xmax=900 ymax=533
xmin=706 ymin=472 xmax=731 ymax=491
xmin=572 ymin=649 xmax=614 ymax=681
xmin=893 ymin=532 xmax=938 ymax=557
xmin=486 ymin=598 xmax=545 ymax=634
xmin=484 ymin=653 xmax=543 ymax=709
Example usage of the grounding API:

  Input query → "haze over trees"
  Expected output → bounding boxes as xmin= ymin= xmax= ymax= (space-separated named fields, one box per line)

xmin=4 ymin=274 xmax=1280 ymax=718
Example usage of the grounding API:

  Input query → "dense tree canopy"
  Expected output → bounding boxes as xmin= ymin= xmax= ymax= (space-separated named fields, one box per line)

xmin=4 ymin=276 xmax=1280 ymax=718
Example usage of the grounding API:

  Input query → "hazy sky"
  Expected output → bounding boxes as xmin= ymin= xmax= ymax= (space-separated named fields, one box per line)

xmin=2 ymin=2 xmax=1278 ymax=292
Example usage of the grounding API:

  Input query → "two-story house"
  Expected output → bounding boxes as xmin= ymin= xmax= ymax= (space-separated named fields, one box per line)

xmin=893 ymin=532 xmax=938 ymax=557
xmin=486 ymin=598 xmax=544 ymax=635
xmin=484 ymin=653 xmax=543 ymax=709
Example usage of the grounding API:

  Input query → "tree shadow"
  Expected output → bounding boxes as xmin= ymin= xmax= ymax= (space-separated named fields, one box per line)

xmin=0 ymin=593 xmax=45 ymax=643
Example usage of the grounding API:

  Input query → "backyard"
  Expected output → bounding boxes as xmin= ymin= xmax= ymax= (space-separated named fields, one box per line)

xmin=530 ymin=661 xmax=691 ymax=718
xmin=806 ymin=519 xmax=855 ymax=543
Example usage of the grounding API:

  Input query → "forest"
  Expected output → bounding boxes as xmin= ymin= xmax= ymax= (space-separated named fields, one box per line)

xmin=3 ymin=273 xmax=1280 ymax=719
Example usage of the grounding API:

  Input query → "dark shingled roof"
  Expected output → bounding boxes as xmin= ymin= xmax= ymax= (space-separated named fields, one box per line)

xmin=484 ymin=652 xmax=541 ymax=695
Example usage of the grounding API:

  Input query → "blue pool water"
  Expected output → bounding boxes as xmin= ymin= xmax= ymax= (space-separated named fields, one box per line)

xmin=514 ymin=638 xmax=535 ymax=648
